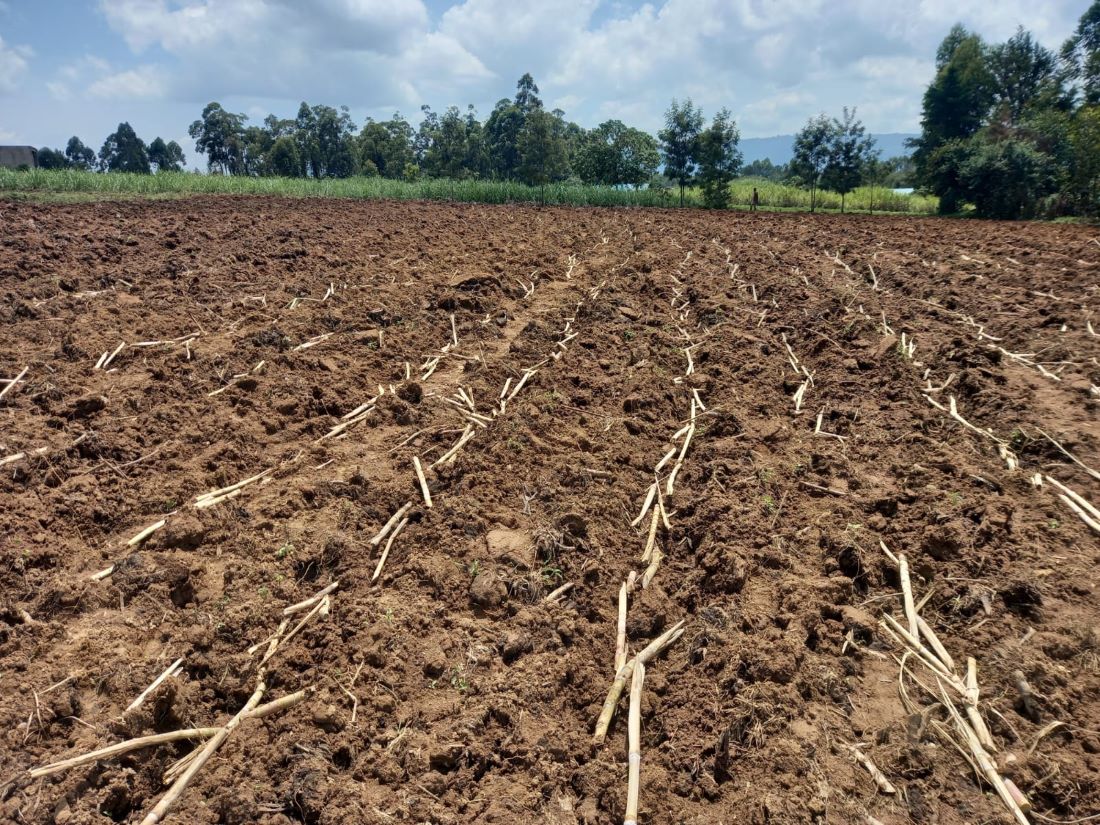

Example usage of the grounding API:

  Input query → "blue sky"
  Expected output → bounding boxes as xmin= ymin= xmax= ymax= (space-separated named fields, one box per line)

xmin=0 ymin=0 xmax=1088 ymax=167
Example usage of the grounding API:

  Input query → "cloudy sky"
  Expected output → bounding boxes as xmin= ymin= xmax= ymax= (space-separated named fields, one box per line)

xmin=0 ymin=0 xmax=1088 ymax=163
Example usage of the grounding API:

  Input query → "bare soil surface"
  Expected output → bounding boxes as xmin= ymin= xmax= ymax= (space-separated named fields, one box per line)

xmin=1 ymin=196 xmax=1099 ymax=825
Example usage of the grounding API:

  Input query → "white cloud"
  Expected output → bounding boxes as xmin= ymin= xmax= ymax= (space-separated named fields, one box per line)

xmin=441 ymin=0 xmax=598 ymax=80
xmin=89 ymin=66 xmax=166 ymax=99
xmin=396 ymin=31 xmax=493 ymax=98
xmin=100 ymin=0 xmax=429 ymax=54
xmin=520 ymin=0 xmax=1080 ymax=133
xmin=908 ymin=0 xmax=1080 ymax=42
xmin=0 ymin=35 xmax=31 ymax=95
xmin=93 ymin=0 xmax=486 ymax=109
xmin=47 ymin=55 xmax=136 ymax=101
xmin=11 ymin=0 xmax=1084 ymax=149
xmin=741 ymin=90 xmax=817 ymax=136
xmin=98 ymin=0 xmax=272 ymax=53
xmin=50 ymin=55 xmax=110 ymax=95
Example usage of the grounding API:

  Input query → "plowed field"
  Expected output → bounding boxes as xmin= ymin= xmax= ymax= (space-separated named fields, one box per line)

xmin=1 ymin=197 xmax=1099 ymax=825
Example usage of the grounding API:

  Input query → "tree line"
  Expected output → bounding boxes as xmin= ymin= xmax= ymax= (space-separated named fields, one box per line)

xmin=32 ymin=1 xmax=1098 ymax=218
xmin=179 ymin=73 xmax=672 ymax=190
xmin=39 ymin=76 xmax=878 ymax=210
xmin=30 ymin=75 xmax=732 ymax=200
xmin=912 ymin=0 xmax=1100 ymax=217
xmin=30 ymin=69 xmax=908 ymax=213
xmin=37 ymin=126 xmax=185 ymax=174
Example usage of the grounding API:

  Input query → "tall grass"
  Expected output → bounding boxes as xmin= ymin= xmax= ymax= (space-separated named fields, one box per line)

xmin=727 ymin=178 xmax=938 ymax=214
xmin=0 ymin=169 xmax=672 ymax=207
xmin=0 ymin=168 xmax=938 ymax=214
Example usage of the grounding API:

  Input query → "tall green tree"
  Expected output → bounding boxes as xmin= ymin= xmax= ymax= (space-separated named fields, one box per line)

xmin=659 ymin=99 xmax=703 ymax=206
xmin=936 ymin=23 xmax=972 ymax=69
xmin=414 ymin=105 xmax=440 ymax=162
xmin=616 ymin=127 xmax=660 ymax=187
xmin=294 ymin=103 xmax=320 ymax=177
xmin=1062 ymin=1 xmax=1100 ymax=105
xmin=958 ymin=137 xmax=1058 ymax=218
xmin=920 ymin=132 xmax=1059 ymax=219
xmin=358 ymin=114 xmax=415 ymax=179
xmin=99 ymin=122 xmax=150 ymax=173
xmin=237 ymin=115 xmax=296 ymax=175
xmin=517 ymin=108 xmax=569 ymax=195
xmin=310 ymin=104 xmax=357 ymax=177
xmin=239 ymin=125 xmax=274 ymax=175
xmin=419 ymin=105 xmax=482 ymax=179
xmin=269 ymin=135 xmax=302 ymax=178
xmin=989 ymin=27 xmax=1063 ymax=123
xmin=514 ymin=72 xmax=543 ymax=114
xmin=189 ymin=102 xmax=246 ymax=174
xmin=483 ymin=74 xmax=546 ymax=180
xmin=920 ymin=139 xmax=972 ymax=213
xmin=65 ymin=136 xmax=95 ymax=170
xmin=574 ymin=129 xmax=615 ymax=184
xmin=929 ymin=28 xmax=994 ymax=141
xmin=912 ymin=18 xmax=1090 ymax=217
xmin=1066 ymin=105 xmax=1100 ymax=214
xmin=575 ymin=120 xmax=660 ymax=187
xmin=263 ymin=114 xmax=296 ymax=139
xmin=36 ymin=147 xmax=68 ymax=169
xmin=822 ymin=108 xmax=876 ymax=212
xmin=147 ymin=137 xmax=185 ymax=172
xmin=790 ymin=113 xmax=835 ymax=212
xmin=485 ymin=98 xmax=525 ymax=179
xmin=695 ymin=109 xmax=742 ymax=209
xmin=463 ymin=105 xmax=490 ymax=179
xmin=913 ymin=27 xmax=995 ymax=211
xmin=557 ymin=113 xmax=588 ymax=174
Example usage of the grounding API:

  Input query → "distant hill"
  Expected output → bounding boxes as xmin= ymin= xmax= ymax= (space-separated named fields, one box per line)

xmin=741 ymin=133 xmax=917 ymax=164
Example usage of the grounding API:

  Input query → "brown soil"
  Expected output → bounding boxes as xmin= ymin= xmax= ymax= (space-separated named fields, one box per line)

xmin=1 ymin=196 xmax=1099 ymax=825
